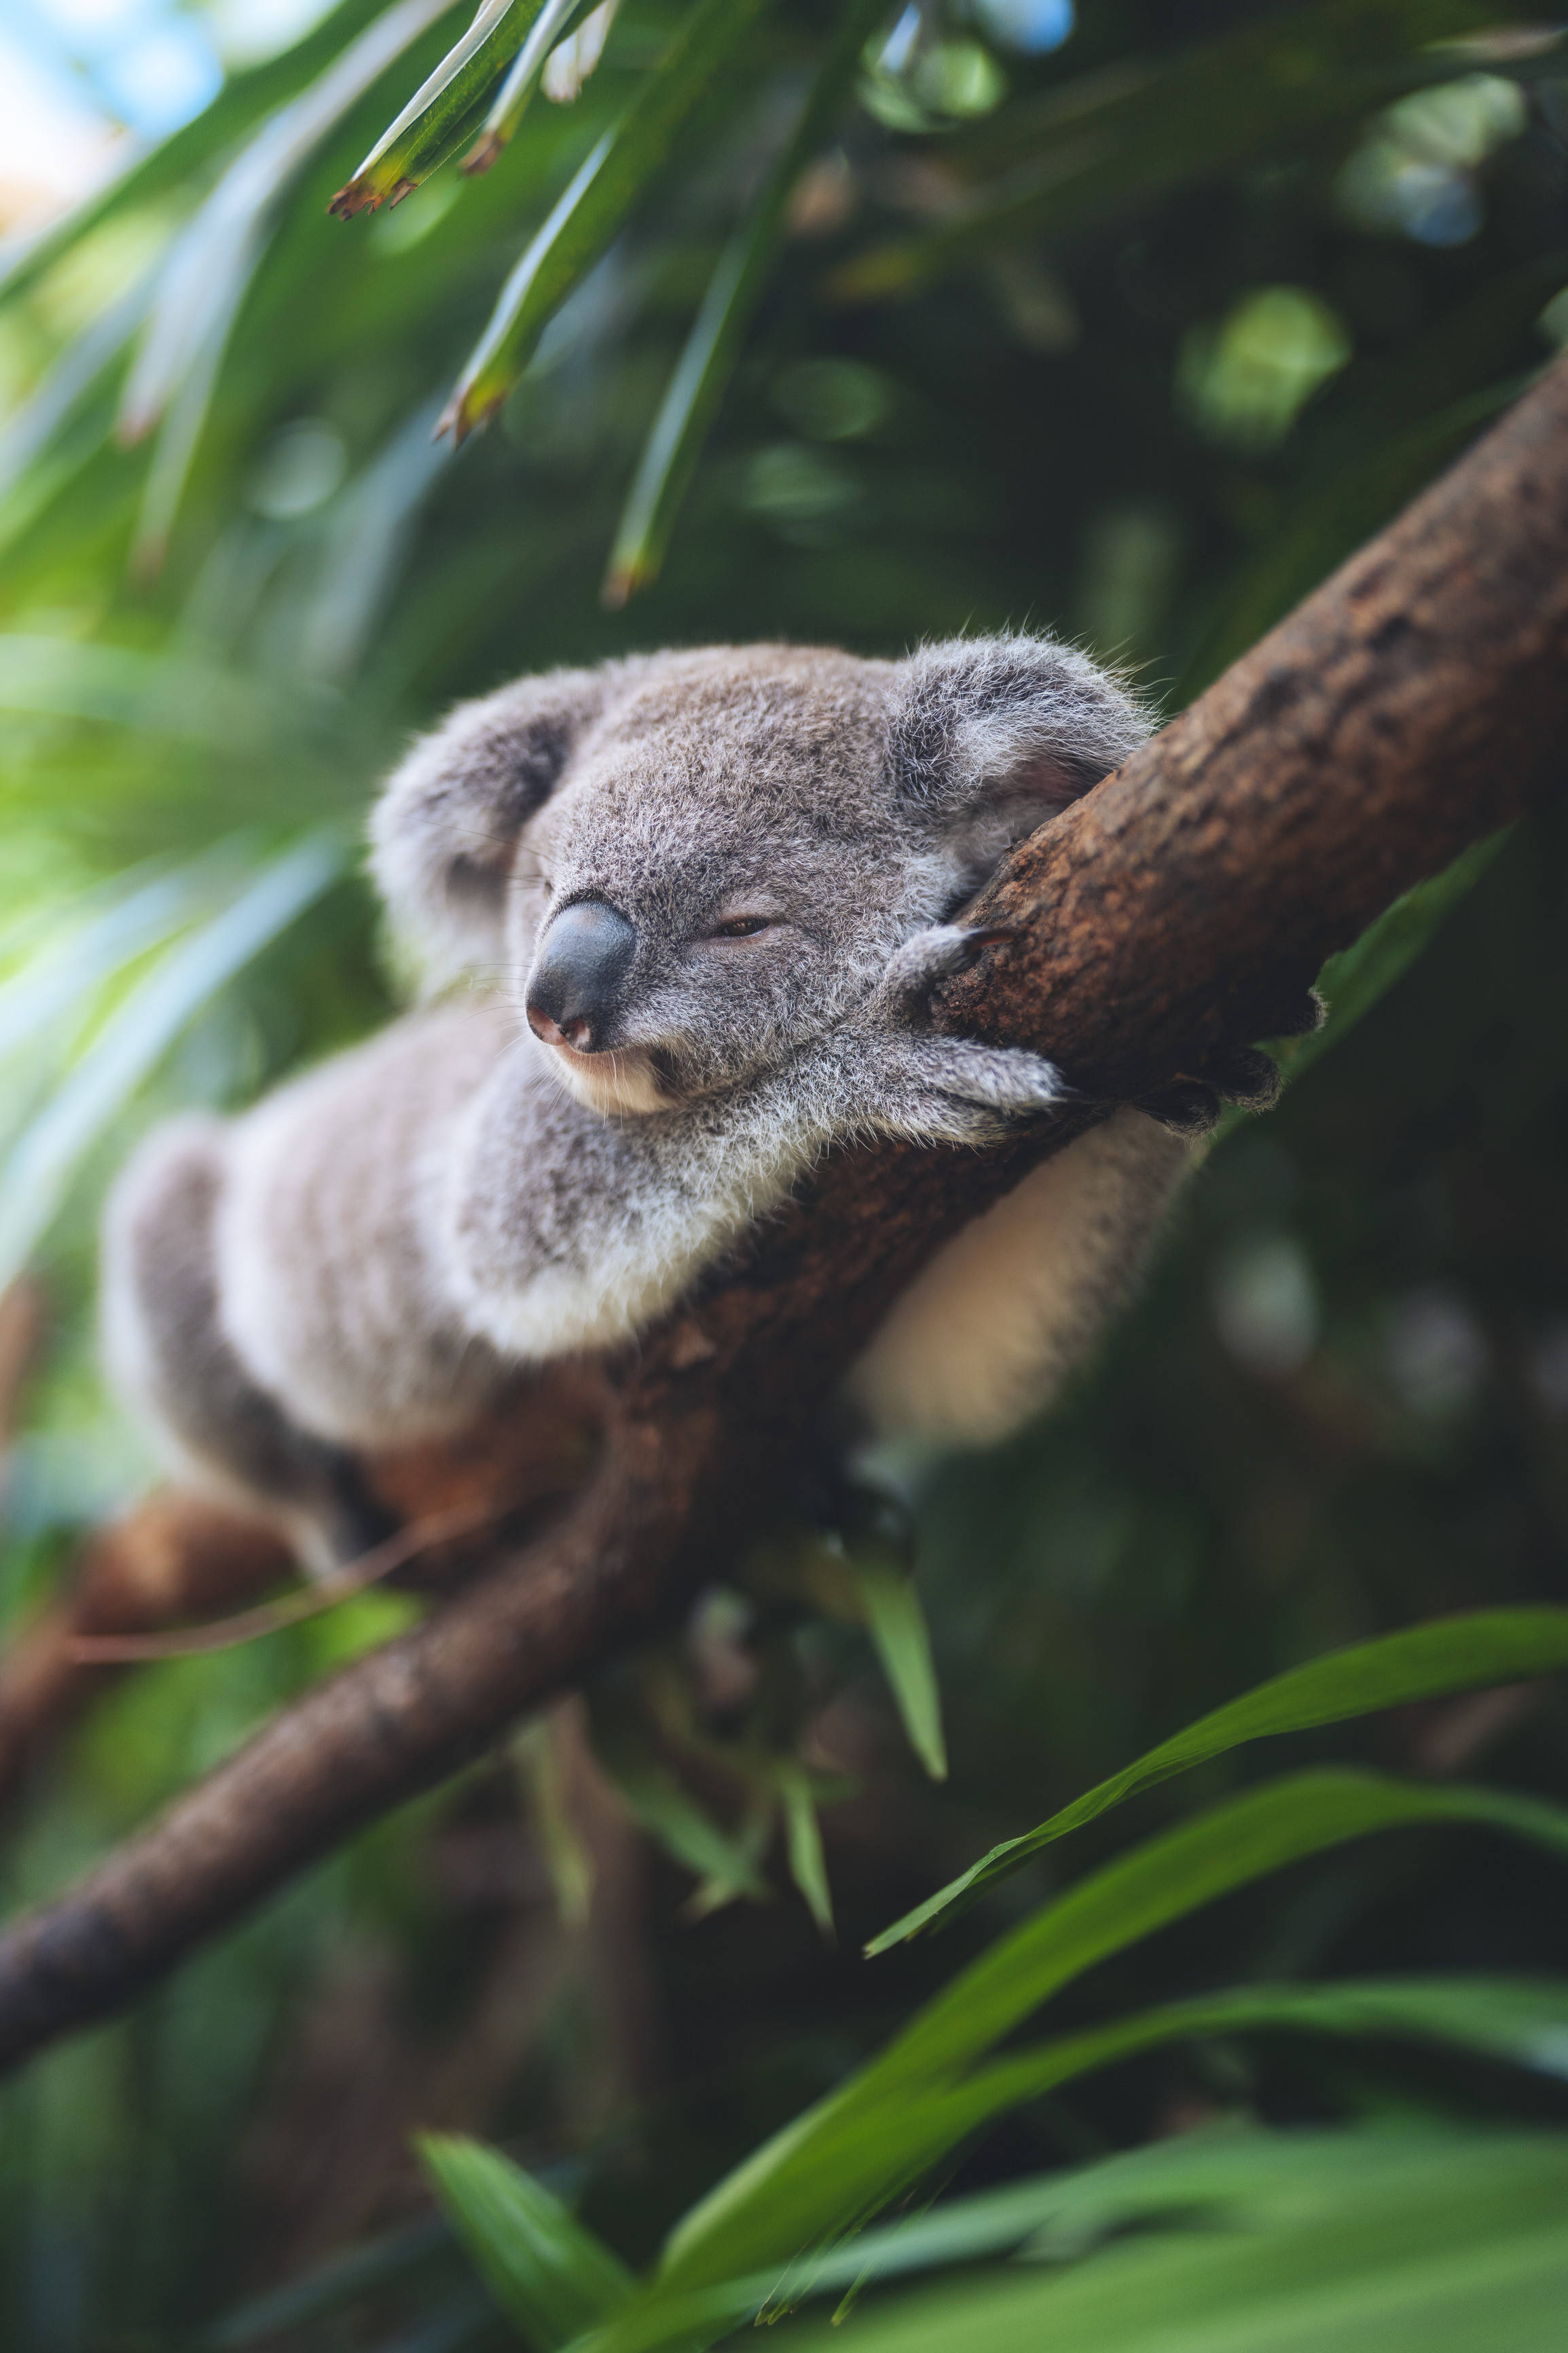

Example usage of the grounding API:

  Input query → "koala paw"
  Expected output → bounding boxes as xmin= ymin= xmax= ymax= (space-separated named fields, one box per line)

xmin=850 ymin=1031 xmax=1068 ymax=1147
xmin=913 ymin=1035 xmax=1068 ymax=1117
xmin=873 ymin=921 xmax=1017 ymax=1023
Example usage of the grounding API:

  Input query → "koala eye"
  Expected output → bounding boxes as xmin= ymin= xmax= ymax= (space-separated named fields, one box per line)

xmin=710 ymin=914 xmax=771 ymax=940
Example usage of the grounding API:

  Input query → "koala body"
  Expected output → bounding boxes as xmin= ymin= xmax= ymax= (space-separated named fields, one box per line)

xmin=103 ymin=639 xmax=1190 ymax=1567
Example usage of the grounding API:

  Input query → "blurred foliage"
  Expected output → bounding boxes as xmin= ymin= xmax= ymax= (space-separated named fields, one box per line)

xmin=1 ymin=0 xmax=1568 ymax=2343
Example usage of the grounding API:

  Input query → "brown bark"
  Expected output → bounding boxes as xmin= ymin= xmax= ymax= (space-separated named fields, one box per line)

xmin=0 ymin=358 xmax=1565 ymax=2074
xmin=0 ymin=1365 xmax=608 ymax=1807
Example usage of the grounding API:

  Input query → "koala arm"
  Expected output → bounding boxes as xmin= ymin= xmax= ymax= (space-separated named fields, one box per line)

xmin=443 ymin=922 xmax=1075 ymax=1363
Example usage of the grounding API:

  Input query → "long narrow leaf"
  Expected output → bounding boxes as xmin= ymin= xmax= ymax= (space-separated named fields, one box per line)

xmin=464 ymin=0 xmax=607 ymax=175
xmin=419 ymin=2136 xmax=634 ymax=2350
xmin=0 ymin=279 xmax=153 ymax=510
xmin=591 ymin=1721 xmax=771 ymax=1904
xmin=0 ymin=636 xmax=306 ymax=745
xmin=0 ymin=857 xmax=239 ymax=1066
xmin=328 ymin=0 xmax=539 ymax=217
xmin=754 ymin=2130 xmax=1568 ymax=2353
xmin=826 ymin=0 xmax=1524 ymax=306
xmin=852 ymin=1554 xmax=947 ymax=1783
xmin=779 ymin=1763 xmax=835 ymax=1936
xmin=0 ymin=833 xmax=344 ymax=1284
xmin=602 ymin=0 xmax=882 ymax=603
xmin=659 ymin=1770 xmax=1568 ymax=2285
xmin=869 ymin=1608 xmax=1568 ymax=1952
xmin=119 ymin=0 xmax=452 ymax=567
xmin=440 ymin=0 xmax=769 ymax=440
xmin=571 ymin=1986 xmax=1568 ymax=2353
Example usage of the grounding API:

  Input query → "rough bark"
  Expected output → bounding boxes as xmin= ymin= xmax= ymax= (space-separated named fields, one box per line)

xmin=0 ymin=358 xmax=1565 ymax=2074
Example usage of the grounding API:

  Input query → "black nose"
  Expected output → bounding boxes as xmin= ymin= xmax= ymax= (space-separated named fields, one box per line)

xmin=526 ymin=899 xmax=636 ymax=1054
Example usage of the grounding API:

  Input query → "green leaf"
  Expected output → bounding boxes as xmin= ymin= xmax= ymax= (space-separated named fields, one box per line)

xmin=589 ymin=1714 xmax=771 ymax=1905
xmin=850 ymin=1552 xmax=947 ymax=1784
xmin=514 ymin=1717 xmax=596 ymax=1930
xmin=659 ymin=1770 xmax=1568 ymax=2286
xmin=118 ymin=0 xmax=454 ymax=569
xmin=418 ymin=2136 xmax=634 ymax=2350
xmin=0 ymin=634 xmax=327 ymax=746
xmin=778 ymin=1763 xmax=835 ymax=1937
xmin=567 ymin=1989 xmax=1568 ymax=2353
xmin=0 ymin=281 xmax=151 ymax=512
xmin=0 ymin=859 xmax=225 ymax=1066
xmin=869 ymin=1609 xmax=1568 ymax=1952
xmin=327 ymin=0 xmax=545 ymax=218
xmin=440 ymin=0 xmax=770 ymax=440
xmin=464 ymin=0 xmax=608 ymax=176
xmin=1259 ymin=827 xmax=1510 ymax=1094
xmin=0 ymin=832 xmax=345 ymax=1285
xmin=756 ymin=2126 xmax=1568 ymax=2353
xmin=826 ymin=0 xmax=1526 ymax=306
xmin=602 ymin=0 xmax=884 ymax=603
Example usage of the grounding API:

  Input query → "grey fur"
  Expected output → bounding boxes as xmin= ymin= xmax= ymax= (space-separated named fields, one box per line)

xmin=103 ymin=637 xmax=1188 ymax=1562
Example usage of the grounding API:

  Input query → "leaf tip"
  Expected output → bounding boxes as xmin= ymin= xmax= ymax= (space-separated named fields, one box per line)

xmin=462 ymin=131 xmax=505 ymax=177
xmin=436 ymin=387 xmax=496 ymax=446
xmin=327 ymin=181 xmax=379 ymax=220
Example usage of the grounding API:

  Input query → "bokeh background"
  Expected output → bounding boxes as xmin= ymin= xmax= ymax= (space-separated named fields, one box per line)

xmin=1 ymin=0 xmax=1567 ymax=2343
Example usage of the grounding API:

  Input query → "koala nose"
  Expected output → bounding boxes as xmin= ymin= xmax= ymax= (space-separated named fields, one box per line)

xmin=526 ymin=899 xmax=637 ymax=1054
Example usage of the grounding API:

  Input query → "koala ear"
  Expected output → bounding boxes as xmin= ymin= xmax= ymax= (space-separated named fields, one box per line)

xmin=887 ymin=634 xmax=1153 ymax=852
xmin=368 ymin=665 xmax=610 ymax=986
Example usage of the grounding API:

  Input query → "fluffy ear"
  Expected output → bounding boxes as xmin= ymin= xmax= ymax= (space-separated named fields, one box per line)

xmin=368 ymin=665 xmax=610 ymax=986
xmin=887 ymin=634 xmax=1153 ymax=876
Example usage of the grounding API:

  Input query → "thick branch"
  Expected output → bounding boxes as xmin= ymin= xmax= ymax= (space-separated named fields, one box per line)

xmin=1 ymin=359 xmax=1565 ymax=2072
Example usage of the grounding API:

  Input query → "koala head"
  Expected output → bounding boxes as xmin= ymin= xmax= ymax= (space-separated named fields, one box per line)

xmin=369 ymin=637 xmax=1150 ymax=1117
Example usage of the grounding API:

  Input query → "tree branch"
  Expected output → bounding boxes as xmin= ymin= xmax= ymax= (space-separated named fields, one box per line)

xmin=1 ymin=359 xmax=1565 ymax=2074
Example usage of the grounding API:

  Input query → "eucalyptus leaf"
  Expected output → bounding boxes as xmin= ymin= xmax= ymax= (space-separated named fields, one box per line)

xmin=119 ymin=0 xmax=453 ymax=565
xmin=589 ymin=1714 xmax=771 ymax=1905
xmin=869 ymin=1609 xmax=1568 ymax=1952
xmin=328 ymin=0 xmax=542 ymax=217
xmin=661 ymin=1770 xmax=1568 ymax=2285
xmin=602 ymin=0 xmax=886 ymax=602
xmin=0 ymin=833 xmax=345 ymax=1285
xmin=566 ymin=1988 xmax=1568 ymax=2353
xmin=440 ymin=0 xmax=769 ymax=439
xmin=778 ymin=1763 xmax=835 ymax=1936
xmin=827 ymin=0 xmax=1527 ymax=306
xmin=464 ymin=0 xmax=609 ymax=175
xmin=850 ymin=1553 xmax=947 ymax=1784
xmin=762 ymin=2125 xmax=1568 ymax=2353
xmin=419 ymin=2136 xmax=634 ymax=2350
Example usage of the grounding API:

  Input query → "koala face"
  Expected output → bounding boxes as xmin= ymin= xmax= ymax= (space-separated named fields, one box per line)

xmin=369 ymin=636 xmax=1152 ymax=1120
xmin=509 ymin=649 xmax=932 ymax=1113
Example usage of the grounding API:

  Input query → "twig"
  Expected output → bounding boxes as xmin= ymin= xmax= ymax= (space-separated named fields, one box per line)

xmin=69 ymin=1501 xmax=498 ymax=1662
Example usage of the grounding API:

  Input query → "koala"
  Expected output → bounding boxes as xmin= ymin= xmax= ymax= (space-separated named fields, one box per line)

xmin=101 ymin=638 xmax=1192 ymax=1571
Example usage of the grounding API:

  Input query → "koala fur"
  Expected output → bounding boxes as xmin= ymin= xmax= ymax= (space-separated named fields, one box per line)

xmin=102 ymin=638 xmax=1191 ymax=1568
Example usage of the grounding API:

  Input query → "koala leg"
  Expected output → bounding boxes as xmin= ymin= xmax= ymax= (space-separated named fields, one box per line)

xmin=845 ymin=1107 xmax=1191 ymax=1448
xmin=101 ymin=1118 xmax=397 ymax=1573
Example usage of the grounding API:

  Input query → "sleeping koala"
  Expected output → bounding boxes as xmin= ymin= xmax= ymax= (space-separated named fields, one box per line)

xmin=102 ymin=637 xmax=1192 ymax=1569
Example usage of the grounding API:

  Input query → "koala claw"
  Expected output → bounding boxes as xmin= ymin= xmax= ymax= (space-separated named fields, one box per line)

xmin=876 ymin=921 xmax=1017 ymax=1016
